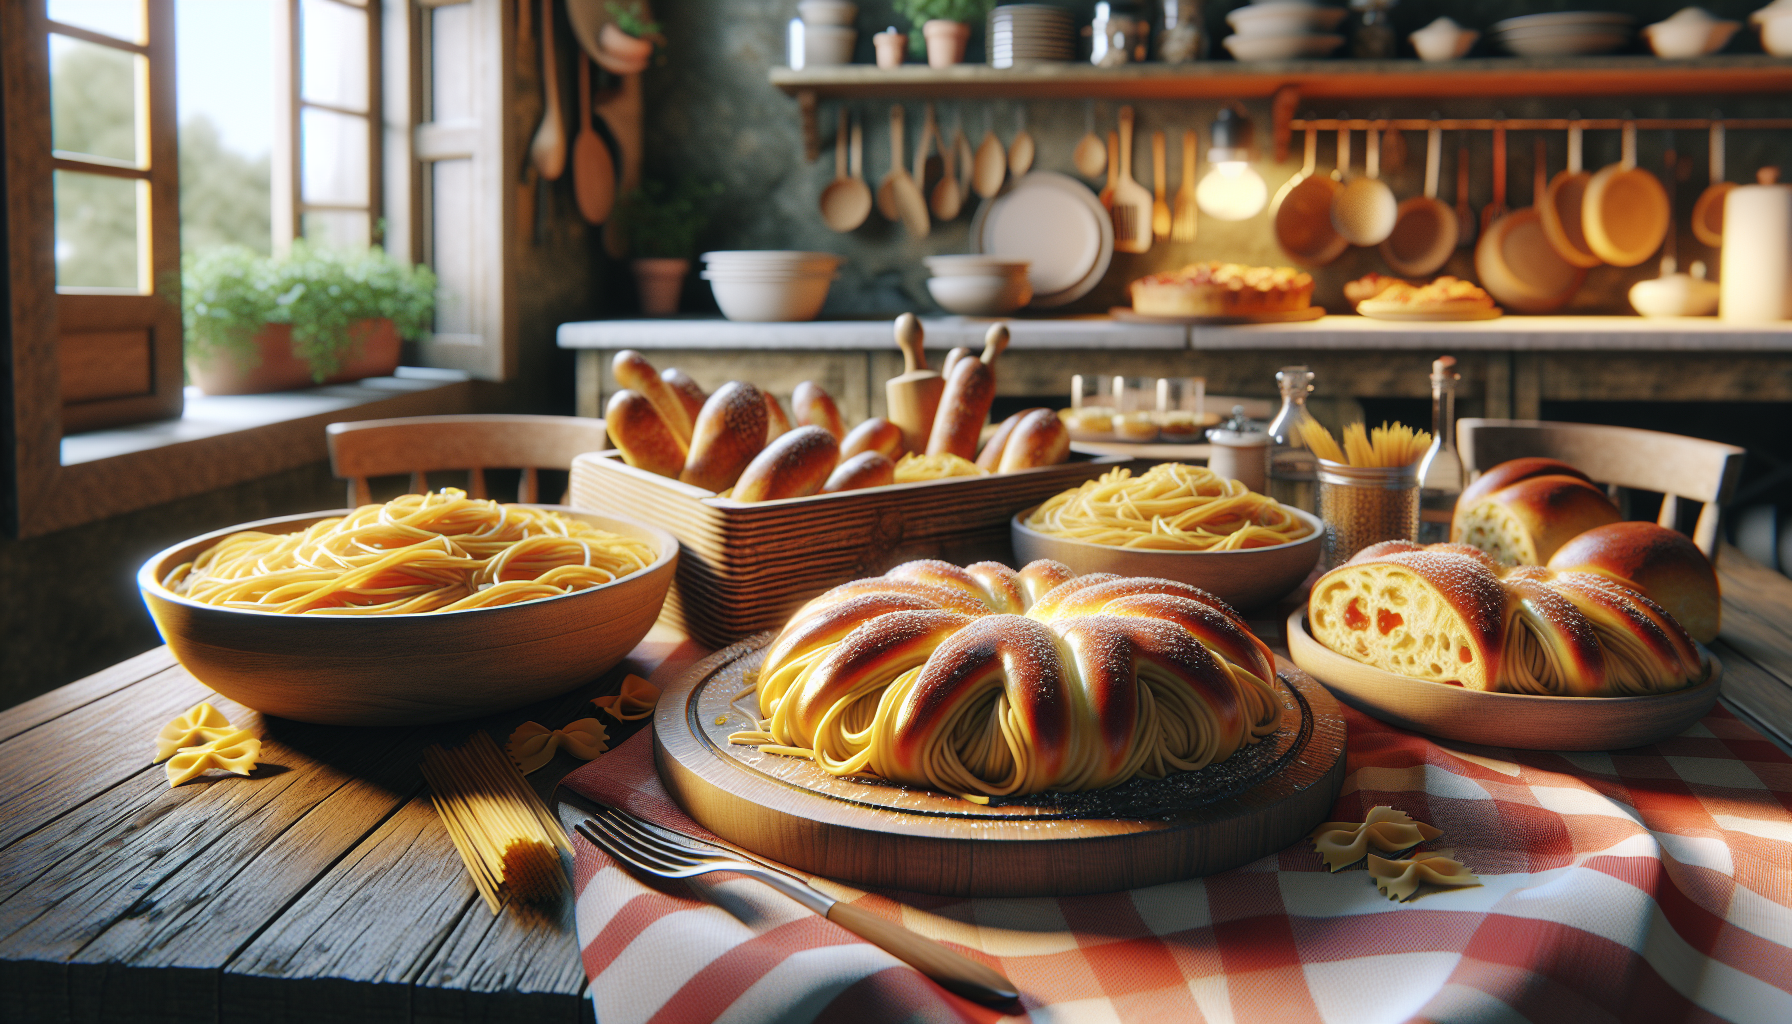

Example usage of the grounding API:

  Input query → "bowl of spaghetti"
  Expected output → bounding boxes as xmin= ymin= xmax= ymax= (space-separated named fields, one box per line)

xmin=139 ymin=490 xmax=678 ymax=726
xmin=1012 ymin=463 xmax=1323 ymax=609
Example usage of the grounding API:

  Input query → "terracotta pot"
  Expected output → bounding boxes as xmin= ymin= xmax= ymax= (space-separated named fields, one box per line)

xmin=632 ymin=257 xmax=689 ymax=316
xmin=873 ymin=29 xmax=906 ymax=68
xmin=598 ymin=22 xmax=653 ymax=74
xmin=190 ymin=319 xmax=401 ymax=396
xmin=922 ymin=19 xmax=970 ymax=68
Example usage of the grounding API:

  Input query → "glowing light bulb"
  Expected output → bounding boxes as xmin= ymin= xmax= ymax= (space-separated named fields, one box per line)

xmin=1196 ymin=161 xmax=1268 ymax=221
xmin=1194 ymin=107 xmax=1269 ymax=221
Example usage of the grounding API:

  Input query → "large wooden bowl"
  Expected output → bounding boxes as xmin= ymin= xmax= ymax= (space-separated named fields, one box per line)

xmin=1011 ymin=506 xmax=1323 ymax=610
xmin=139 ymin=508 xmax=678 ymax=726
xmin=1285 ymin=610 xmax=1720 ymax=750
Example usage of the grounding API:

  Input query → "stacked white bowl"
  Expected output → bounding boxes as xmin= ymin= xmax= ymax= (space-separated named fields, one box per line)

xmin=797 ymin=0 xmax=857 ymax=67
xmin=925 ymin=256 xmax=1033 ymax=315
xmin=987 ymin=5 xmax=1075 ymax=68
xmin=1221 ymin=1 xmax=1347 ymax=61
xmin=1490 ymin=12 xmax=1633 ymax=56
xmin=701 ymin=251 xmax=841 ymax=322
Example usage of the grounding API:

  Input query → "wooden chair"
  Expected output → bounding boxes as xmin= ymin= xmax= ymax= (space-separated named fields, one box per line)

xmin=325 ymin=414 xmax=610 ymax=506
xmin=1457 ymin=418 xmax=1745 ymax=557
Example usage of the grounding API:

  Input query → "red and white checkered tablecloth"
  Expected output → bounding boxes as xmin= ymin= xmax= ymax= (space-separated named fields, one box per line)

xmin=563 ymin=692 xmax=1792 ymax=1024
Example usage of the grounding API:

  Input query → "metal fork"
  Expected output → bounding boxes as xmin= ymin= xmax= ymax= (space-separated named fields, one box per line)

xmin=576 ymin=807 xmax=1018 ymax=1006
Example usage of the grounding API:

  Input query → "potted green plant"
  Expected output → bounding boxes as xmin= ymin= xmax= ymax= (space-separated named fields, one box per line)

xmin=599 ymin=1 xmax=663 ymax=74
xmin=613 ymin=179 xmax=722 ymax=316
xmin=183 ymin=242 xmax=436 ymax=396
xmin=893 ymin=0 xmax=991 ymax=67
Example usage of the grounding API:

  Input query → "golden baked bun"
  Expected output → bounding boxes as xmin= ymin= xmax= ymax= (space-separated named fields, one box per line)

xmin=605 ymin=389 xmax=686 ymax=478
xmin=680 ymin=381 xmax=769 ymax=492
xmin=821 ymin=451 xmax=896 ymax=493
xmin=840 ymin=417 xmax=905 ymax=462
xmin=1547 ymin=522 xmax=1720 ymax=644
xmin=612 ymin=350 xmax=693 ymax=444
xmin=1453 ymin=475 xmax=1621 ymax=565
xmin=1452 ymin=457 xmax=1591 ymax=539
xmin=792 ymin=381 xmax=845 ymax=440
xmin=661 ymin=368 xmax=707 ymax=424
xmin=733 ymin=426 xmax=839 ymax=503
xmin=738 ymin=559 xmax=1283 ymax=798
xmin=996 ymin=408 xmax=1070 ymax=473
xmin=764 ymin=391 xmax=792 ymax=440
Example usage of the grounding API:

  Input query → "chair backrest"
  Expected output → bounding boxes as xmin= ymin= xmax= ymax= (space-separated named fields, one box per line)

xmin=1457 ymin=418 xmax=1745 ymax=557
xmin=326 ymin=414 xmax=610 ymax=506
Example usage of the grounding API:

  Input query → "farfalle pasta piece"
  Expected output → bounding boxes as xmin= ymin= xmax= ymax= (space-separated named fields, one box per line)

xmin=1367 ymin=852 xmax=1481 ymax=902
xmin=1309 ymin=805 xmax=1443 ymax=872
xmin=154 ymin=702 xmax=236 ymax=763
xmin=591 ymin=674 xmax=659 ymax=722
xmin=507 ymin=718 xmax=609 ymax=774
xmin=165 ymin=729 xmax=262 ymax=787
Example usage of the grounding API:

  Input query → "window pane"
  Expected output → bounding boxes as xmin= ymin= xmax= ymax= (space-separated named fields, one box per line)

xmin=430 ymin=1 xmax=473 ymax=123
xmin=302 ymin=210 xmax=370 ymax=251
xmin=176 ymin=0 xmax=275 ymax=256
xmin=431 ymin=159 xmax=474 ymax=334
xmin=300 ymin=106 xmax=369 ymax=205
xmin=47 ymin=0 xmax=145 ymax=44
xmin=50 ymin=36 xmax=145 ymax=166
xmin=54 ymin=170 xmax=145 ymax=291
xmin=300 ymin=0 xmax=368 ymax=112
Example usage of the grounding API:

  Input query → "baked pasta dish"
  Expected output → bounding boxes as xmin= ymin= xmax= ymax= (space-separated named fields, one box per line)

xmin=1131 ymin=262 xmax=1314 ymax=317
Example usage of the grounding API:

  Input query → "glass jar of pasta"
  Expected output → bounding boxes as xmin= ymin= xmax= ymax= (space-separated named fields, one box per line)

xmin=1317 ymin=459 xmax=1419 ymax=568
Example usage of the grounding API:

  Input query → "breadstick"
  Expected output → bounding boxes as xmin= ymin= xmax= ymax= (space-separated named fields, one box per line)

xmin=605 ymin=389 xmax=687 ymax=477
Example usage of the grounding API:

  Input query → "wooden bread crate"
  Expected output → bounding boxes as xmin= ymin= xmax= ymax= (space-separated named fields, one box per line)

xmin=570 ymin=451 xmax=1127 ymax=647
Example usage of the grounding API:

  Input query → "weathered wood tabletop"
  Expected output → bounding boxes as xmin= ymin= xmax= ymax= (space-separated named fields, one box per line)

xmin=3 ymin=547 xmax=1790 ymax=1024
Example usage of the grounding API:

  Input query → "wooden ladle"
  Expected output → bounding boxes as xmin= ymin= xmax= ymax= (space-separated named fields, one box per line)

xmin=931 ymin=110 xmax=963 ymax=221
xmin=1380 ymin=125 xmax=1458 ymax=277
xmin=877 ymin=105 xmax=930 ymax=239
xmin=1539 ymin=123 xmax=1601 ymax=269
xmin=528 ymin=0 xmax=566 ymax=181
xmin=571 ymin=52 xmax=615 ymax=224
xmin=1073 ymin=101 xmax=1105 ymax=179
xmin=1008 ymin=107 xmax=1035 ymax=178
xmin=1691 ymin=120 xmax=1733 ymax=248
xmin=820 ymin=107 xmax=872 ymax=232
xmin=972 ymin=111 xmax=1006 ymax=199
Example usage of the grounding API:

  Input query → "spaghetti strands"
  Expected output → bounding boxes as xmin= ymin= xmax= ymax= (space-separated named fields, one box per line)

xmin=162 ymin=489 xmax=656 ymax=615
xmin=421 ymin=731 xmax=571 ymax=914
xmin=1299 ymin=419 xmax=1432 ymax=468
xmin=1023 ymin=463 xmax=1313 ymax=551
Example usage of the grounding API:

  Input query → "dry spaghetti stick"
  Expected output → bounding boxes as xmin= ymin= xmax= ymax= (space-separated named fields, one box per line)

xmin=1299 ymin=419 xmax=1346 ymax=463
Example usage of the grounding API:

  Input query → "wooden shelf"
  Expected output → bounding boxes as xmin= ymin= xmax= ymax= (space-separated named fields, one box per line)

xmin=771 ymin=55 xmax=1792 ymax=101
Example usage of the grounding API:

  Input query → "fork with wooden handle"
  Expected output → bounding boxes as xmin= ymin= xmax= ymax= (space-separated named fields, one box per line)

xmin=575 ymin=806 xmax=1019 ymax=1006
xmin=1113 ymin=107 xmax=1154 ymax=253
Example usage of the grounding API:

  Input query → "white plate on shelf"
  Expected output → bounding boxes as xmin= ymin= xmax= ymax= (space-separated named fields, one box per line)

xmin=971 ymin=171 xmax=1113 ymax=308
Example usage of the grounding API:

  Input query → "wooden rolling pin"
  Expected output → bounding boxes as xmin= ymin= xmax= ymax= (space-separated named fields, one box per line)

xmin=884 ymin=313 xmax=942 ymax=454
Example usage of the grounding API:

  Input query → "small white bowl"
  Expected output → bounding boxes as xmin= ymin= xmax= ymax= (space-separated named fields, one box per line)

xmin=1222 ymin=33 xmax=1344 ymax=60
xmin=927 ymin=273 xmax=1033 ymax=316
xmin=1226 ymin=2 xmax=1347 ymax=37
xmin=703 ymin=272 xmax=833 ymax=322
xmin=924 ymin=255 xmax=1031 ymax=276
xmin=798 ymin=0 xmax=857 ymax=27
xmin=703 ymin=249 xmax=840 ymax=267
xmin=1643 ymin=8 xmax=1739 ymax=57
xmin=1410 ymin=16 xmax=1479 ymax=60
xmin=1751 ymin=8 xmax=1792 ymax=55
xmin=803 ymin=24 xmax=857 ymax=65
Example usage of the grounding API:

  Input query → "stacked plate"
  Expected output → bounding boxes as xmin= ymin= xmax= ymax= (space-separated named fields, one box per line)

xmin=1222 ymin=0 xmax=1346 ymax=61
xmin=924 ymin=255 xmax=1033 ymax=315
xmin=1491 ymin=11 xmax=1633 ymax=56
xmin=700 ymin=251 xmax=840 ymax=322
xmin=970 ymin=172 xmax=1113 ymax=308
xmin=988 ymin=4 xmax=1074 ymax=67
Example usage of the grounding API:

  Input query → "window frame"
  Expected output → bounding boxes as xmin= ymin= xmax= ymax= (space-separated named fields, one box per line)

xmin=272 ymin=0 xmax=384 ymax=252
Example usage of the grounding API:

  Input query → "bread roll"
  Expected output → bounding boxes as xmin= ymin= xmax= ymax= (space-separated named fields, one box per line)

xmin=1453 ymin=457 xmax=1591 ymax=539
xmin=974 ymin=411 xmax=1026 ymax=472
xmin=941 ymin=346 xmax=974 ymax=379
xmin=1453 ymin=475 xmax=1621 ymax=565
xmin=841 ymin=417 xmax=904 ymax=462
xmin=821 ymin=451 xmax=896 ymax=493
xmin=792 ymin=381 xmax=845 ymax=440
xmin=1310 ymin=550 xmax=1509 ymax=690
xmin=680 ymin=381 xmax=769 ymax=492
xmin=764 ymin=391 xmax=792 ymax=440
xmin=605 ymin=389 xmax=687 ymax=478
xmin=996 ymin=408 xmax=1070 ymax=473
xmin=926 ymin=354 xmax=996 ymax=461
xmin=661 ymin=368 xmax=707 ymax=424
xmin=613 ymin=350 xmax=694 ymax=444
xmin=734 ymin=426 xmax=840 ymax=502
xmin=1547 ymin=522 xmax=1720 ymax=644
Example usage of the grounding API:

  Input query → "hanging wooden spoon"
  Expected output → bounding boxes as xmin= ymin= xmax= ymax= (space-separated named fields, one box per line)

xmin=917 ymin=103 xmax=942 ymax=199
xmin=572 ymin=52 xmax=615 ymax=224
xmin=954 ymin=113 xmax=973 ymax=198
xmin=529 ymin=0 xmax=566 ymax=180
xmin=1172 ymin=129 xmax=1197 ymax=242
xmin=1073 ymin=100 xmax=1105 ymax=179
xmin=879 ymin=105 xmax=930 ymax=239
xmin=931 ymin=110 xmax=963 ymax=221
xmin=821 ymin=107 xmax=872 ymax=232
xmin=972 ymin=111 xmax=1006 ymax=199
xmin=877 ymin=104 xmax=903 ymax=220
xmin=1151 ymin=130 xmax=1171 ymax=240
xmin=1009 ymin=107 xmax=1035 ymax=178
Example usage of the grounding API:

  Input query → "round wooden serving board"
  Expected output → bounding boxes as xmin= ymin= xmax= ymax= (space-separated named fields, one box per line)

xmin=654 ymin=631 xmax=1348 ymax=897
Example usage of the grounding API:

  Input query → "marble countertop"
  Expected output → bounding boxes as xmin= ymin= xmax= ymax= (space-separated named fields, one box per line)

xmin=557 ymin=315 xmax=1792 ymax=352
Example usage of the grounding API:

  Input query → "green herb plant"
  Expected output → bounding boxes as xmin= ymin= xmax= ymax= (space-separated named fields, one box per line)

xmin=613 ymin=179 xmax=724 ymax=261
xmin=606 ymin=1 xmax=663 ymax=40
xmin=183 ymin=242 xmax=437 ymax=382
xmin=892 ymin=0 xmax=993 ymax=56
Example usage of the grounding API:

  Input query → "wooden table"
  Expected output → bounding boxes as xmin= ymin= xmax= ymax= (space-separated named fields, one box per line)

xmin=4 ymin=549 xmax=1790 ymax=1024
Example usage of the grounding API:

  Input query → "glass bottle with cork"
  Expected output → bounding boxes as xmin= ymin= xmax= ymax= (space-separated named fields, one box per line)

xmin=1267 ymin=365 xmax=1319 ymax=513
xmin=1417 ymin=355 xmax=1464 ymax=543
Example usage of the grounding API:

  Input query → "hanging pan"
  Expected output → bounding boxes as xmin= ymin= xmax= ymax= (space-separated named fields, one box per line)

xmin=1273 ymin=125 xmax=1348 ymax=266
xmin=1380 ymin=125 xmax=1459 ymax=277
xmin=1582 ymin=121 xmax=1670 ymax=267
xmin=1476 ymin=135 xmax=1587 ymax=313
xmin=1691 ymin=120 xmax=1733 ymax=248
xmin=1539 ymin=123 xmax=1602 ymax=268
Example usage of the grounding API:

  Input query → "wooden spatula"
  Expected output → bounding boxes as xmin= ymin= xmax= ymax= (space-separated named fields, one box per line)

xmin=885 ymin=314 xmax=943 ymax=455
xmin=1113 ymin=107 xmax=1154 ymax=254
xmin=1151 ymin=130 xmax=1172 ymax=241
xmin=1099 ymin=130 xmax=1118 ymax=209
xmin=1172 ymin=129 xmax=1198 ymax=242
